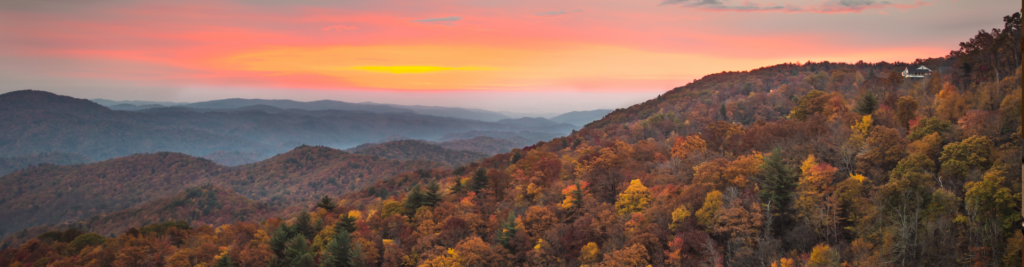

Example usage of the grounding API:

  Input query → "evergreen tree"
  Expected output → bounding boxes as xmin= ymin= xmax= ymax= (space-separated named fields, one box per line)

xmin=270 ymin=223 xmax=294 ymax=257
xmin=403 ymin=185 xmax=425 ymax=217
xmin=335 ymin=215 xmax=357 ymax=234
xmin=855 ymin=92 xmax=878 ymax=115
xmin=469 ymin=168 xmax=488 ymax=192
xmin=296 ymin=212 xmax=314 ymax=240
xmin=294 ymin=253 xmax=316 ymax=267
xmin=215 ymin=255 xmax=233 ymax=267
xmin=320 ymin=229 xmax=354 ymax=267
xmin=316 ymin=195 xmax=338 ymax=211
xmin=496 ymin=211 xmax=517 ymax=250
xmin=510 ymin=150 xmax=522 ymax=164
xmin=449 ymin=179 xmax=464 ymax=194
xmin=758 ymin=148 xmax=797 ymax=236
xmin=283 ymin=235 xmax=310 ymax=266
xmin=424 ymin=182 xmax=442 ymax=207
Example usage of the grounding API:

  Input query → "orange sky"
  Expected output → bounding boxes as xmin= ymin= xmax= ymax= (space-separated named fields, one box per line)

xmin=0 ymin=0 xmax=1018 ymax=114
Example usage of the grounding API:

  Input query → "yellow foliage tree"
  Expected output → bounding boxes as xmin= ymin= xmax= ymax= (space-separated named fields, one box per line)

xmin=615 ymin=179 xmax=651 ymax=215
xmin=310 ymin=226 xmax=335 ymax=255
xmin=795 ymin=155 xmax=840 ymax=238
xmin=696 ymin=190 xmax=724 ymax=228
xmin=669 ymin=206 xmax=691 ymax=231
xmin=692 ymin=152 xmax=763 ymax=189
xmin=934 ymin=82 xmax=967 ymax=121
xmin=770 ymin=258 xmax=795 ymax=267
xmin=807 ymin=244 xmax=839 ymax=267
xmin=671 ymin=135 xmax=707 ymax=159
xmin=579 ymin=242 xmax=601 ymax=266
xmin=418 ymin=248 xmax=463 ymax=267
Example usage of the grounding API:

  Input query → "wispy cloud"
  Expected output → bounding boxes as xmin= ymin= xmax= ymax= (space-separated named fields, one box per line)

xmin=410 ymin=16 xmax=462 ymax=25
xmin=322 ymin=25 xmax=357 ymax=31
xmin=660 ymin=0 xmax=930 ymax=13
xmin=535 ymin=9 xmax=583 ymax=16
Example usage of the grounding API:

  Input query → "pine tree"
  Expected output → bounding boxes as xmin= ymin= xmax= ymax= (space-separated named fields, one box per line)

xmin=855 ymin=92 xmax=878 ymax=115
xmin=320 ymin=229 xmax=354 ymax=267
xmin=449 ymin=179 xmax=463 ymax=194
xmin=496 ymin=211 xmax=517 ymax=249
xmin=335 ymin=215 xmax=357 ymax=234
xmin=469 ymin=168 xmax=488 ymax=192
xmin=510 ymin=150 xmax=522 ymax=164
xmin=294 ymin=253 xmax=315 ymax=267
xmin=424 ymin=182 xmax=441 ymax=207
xmin=296 ymin=212 xmax=314 ymax=240
xmin=283 ymin=235 xmax=310 ymax=266
xmin=403 ymin=185 xmax=425 ymax=217
xmin=270 ymin=223 xmax=294 ymax=257
xmin=215 ymin=255 xmax=233 ymax=267
xmin=317 ymin=195 xmax=338 ymax=211
xmin=758 ymin=148 xmax=797 ymax=235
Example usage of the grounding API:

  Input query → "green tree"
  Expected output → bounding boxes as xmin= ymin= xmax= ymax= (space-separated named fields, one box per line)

xmin=424 ymin=182 xmax=442 ymax=207
xmin=271 ymin=223 xmax=294 ymax=257
xmin=68 ymin=233 xmax=105 ymax=253
xmin=284 ymin=235 xmax=312 ymax=267
xmin=317 ymin=195 xmax=338 ymax=211
xmin=403 ymin=185 xmax=425 ymax=217
xmin=908 ymin=117 xmax=953 ymax=140
xmin=320 ymin=229 xmax=354 ymax=267
xmin=938 ymin=135 xmax=993 ymax=184
xmin=335 ymin=214 xmax=357 ymax=234
xmin=496 ymin=211 xmax=517 ymax=249
xmin=215 ymin=255 xmax=233 ymax=267
xmin=855 ymin=92 xmax=878 ymax=115
xmin=469 ymin=168 xmax=488 ymax=192
xmin=510 ymin=150 xmax=522 ymax=164
xmin=296 ymin=212 xmax=314 ymax=240
xmin=758 ymin=148 xmax=797 ymax=234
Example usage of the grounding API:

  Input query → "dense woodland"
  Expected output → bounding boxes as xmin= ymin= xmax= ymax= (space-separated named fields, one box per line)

xmin=0 ymin=147 xmax=443 ymax=239
xmin=347 ymin=140 xmax=491 ymax=166
xmin=0 ymin=12 xmax=1021 ymax=267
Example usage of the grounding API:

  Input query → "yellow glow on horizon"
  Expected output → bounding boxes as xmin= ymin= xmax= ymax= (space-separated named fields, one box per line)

xmin=350 ymin=66 xmax=491 ymax=74
xmin=211 ymin=44 xmax=943 ymax=90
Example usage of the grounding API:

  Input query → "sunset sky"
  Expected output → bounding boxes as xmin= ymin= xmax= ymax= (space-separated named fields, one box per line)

xmin=0 ymin=0 xmax=1018 ymax=114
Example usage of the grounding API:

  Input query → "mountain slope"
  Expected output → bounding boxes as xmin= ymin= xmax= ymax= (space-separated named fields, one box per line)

xmin=438 ymin=136 xmax=525 ymax=154
xmin=549 ymin=109 xmax=613 ymax=127
xmin=0 ymin=152 xmax=92 ymax=177
xmin=0 ymin=184 xmax=275 ymax=248
xmin=347 ymin=139 xmax=489 ymax=166
xmin=0 ymin=152 xmax=223 ymax=237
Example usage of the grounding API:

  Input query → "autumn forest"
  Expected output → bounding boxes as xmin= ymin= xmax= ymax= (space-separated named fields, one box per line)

xmin=1 ymin=12 xmax=1022 ymax=267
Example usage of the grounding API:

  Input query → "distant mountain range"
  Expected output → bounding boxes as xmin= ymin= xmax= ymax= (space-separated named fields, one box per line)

xmin=549 ymin=109 xmax=613 ymax=127
xmin=99 ymin=98 xmax=513 ymax=122
xmin=0 ymin=90 xmax=583 ymax=166
xmin=96 ymin=98 xmax=613 ymax=126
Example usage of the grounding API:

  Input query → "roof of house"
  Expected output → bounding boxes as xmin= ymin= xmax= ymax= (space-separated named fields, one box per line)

xmin=907 ymin=66 xmax=931 ymax=74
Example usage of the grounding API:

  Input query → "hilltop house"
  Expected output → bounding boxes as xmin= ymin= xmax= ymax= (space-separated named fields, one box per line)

xmin=902 ymin=65 xmax=932 ymax=78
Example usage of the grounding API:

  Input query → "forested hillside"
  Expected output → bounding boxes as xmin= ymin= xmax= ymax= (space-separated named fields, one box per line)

xmin=0 ymin=152 xmax=92 ymax=176
xmin=348 ymin=140 xmax=490 ymax=166
xmin=0 ymin=152 xmax=224 ymax=238
xmin=0 ymin=12 xmax=1020 ymax=267
xmin=0 ymin=146 xmax=443 ymax=240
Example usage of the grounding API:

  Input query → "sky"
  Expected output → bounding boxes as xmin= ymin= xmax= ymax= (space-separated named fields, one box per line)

xmin=0 ymin=0 xmax=1019 ymax=115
